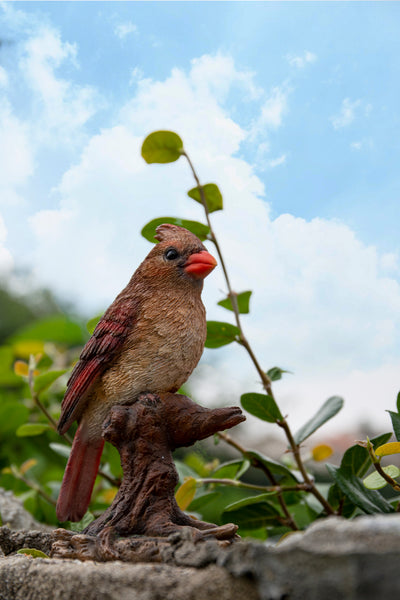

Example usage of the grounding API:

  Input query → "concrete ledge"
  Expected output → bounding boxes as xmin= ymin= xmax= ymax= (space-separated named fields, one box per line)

xmin=2 ymin=507 xmax=400 ymax=599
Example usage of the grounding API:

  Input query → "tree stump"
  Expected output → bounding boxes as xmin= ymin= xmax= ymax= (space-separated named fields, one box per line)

xmin=52 ymin=392 xmax=245 ymax=561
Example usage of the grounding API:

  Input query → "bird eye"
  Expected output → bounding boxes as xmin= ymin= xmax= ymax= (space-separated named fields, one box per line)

xmin=165 ymin=248 xmax=179 ymax=261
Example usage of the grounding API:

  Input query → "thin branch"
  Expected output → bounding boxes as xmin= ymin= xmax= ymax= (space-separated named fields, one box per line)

xmin=277 ymin=419 xmax=335 ymax=514
xmin=217 ymin=431 xmax=299 ymax=530
xmin=182 ymin=152 xmax=336 ymax=517
xmin=197 ymin=477 xmax=311 ymax=494
xmin=11 ymin=466 xmax=56 ymax=507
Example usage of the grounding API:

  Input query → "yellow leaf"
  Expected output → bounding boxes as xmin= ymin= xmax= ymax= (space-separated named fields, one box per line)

xmin=1 ymin=467 xmax=12 ymax=474
xmin=20 ymin=459 xmax=38 ymax=475
xmin=375 ymin=442 xmax=400 ymax=457
xmin=312 ymin=444 xmax=333 ymax=462
xmin=97 ymin=488 xmax=118 ymax=503
xmin=175 ymin=477 xmax=197 ymax=510
xmin=13 ymin=341 xmax=45 ymax=358
xmin=14 ymin=360 xmax=29 ymax=377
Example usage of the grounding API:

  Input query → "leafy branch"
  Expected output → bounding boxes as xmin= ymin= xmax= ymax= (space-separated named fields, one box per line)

xmin=142 ymin=130 xmax=339 ymax=526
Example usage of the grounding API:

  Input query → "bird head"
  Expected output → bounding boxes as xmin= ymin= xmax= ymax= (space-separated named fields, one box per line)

xmin=140 ymin=224 xmax=217 ymax=287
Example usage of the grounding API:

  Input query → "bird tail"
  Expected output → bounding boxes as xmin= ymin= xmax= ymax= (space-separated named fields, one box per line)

xmin=56 ymin=422 xmax=104 ymax=523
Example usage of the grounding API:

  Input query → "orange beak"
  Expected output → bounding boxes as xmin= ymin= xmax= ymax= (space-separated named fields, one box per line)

xmin=184 ymin=250 xmax=217 ymax=279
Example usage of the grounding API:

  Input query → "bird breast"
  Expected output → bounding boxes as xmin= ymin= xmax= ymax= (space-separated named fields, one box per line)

xmin=101 ymin=289 xmax=206 ymax=403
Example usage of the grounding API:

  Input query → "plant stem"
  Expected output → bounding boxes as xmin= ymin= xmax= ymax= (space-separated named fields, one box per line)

xmin=197 ymin=477 xmax=311 ymax=494
xmin=183 ymin=152 xmax=335 ymax=517
xmin=366 ymin=442 xmax=400 ymax=492
xmin=217 ymin=431 xmax=299 ymax=530
xmin=277 ymin=419 xmax=335 ymax=514
xmin=11 ymin=467 xmax=56 ymax=507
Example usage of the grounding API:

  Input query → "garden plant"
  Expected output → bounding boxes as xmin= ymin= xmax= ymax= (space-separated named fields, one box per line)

xmin=0 ymin=130 xmax=399 ymax=540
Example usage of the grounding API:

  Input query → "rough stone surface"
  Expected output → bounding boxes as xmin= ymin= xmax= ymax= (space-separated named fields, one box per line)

xmin=2 ymin=515 xmax=400 ymax=599
xmin=0 ymin=556 xmax=258 ymax=600
xmin=0 ymin=488 xmax=52 ymax=532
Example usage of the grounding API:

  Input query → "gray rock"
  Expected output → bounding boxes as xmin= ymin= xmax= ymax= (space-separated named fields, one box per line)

xmin=0 ymin=488 xmax=52 ymax=532
xmin=0 ymin=555 xmax=259 ymax=600
xmin=221 ymin=515 xmax=400 ymax=600
xmin=2 ymin=514 xmax=400 ymax=599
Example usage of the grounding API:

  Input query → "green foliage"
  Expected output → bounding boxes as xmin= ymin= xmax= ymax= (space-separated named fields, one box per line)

xmin=141 ymin=131 xmax=183 ymax=163
xmin=204 ymin=321 xmax=240 ymax=348
xmin=218 ymin=291 xmax=252 ymax=314
xmin=1 ymin=128 xmax=399 ymax=540
xmin=266 ymin=366 xmax=292 ymax=382
xmin=187 ymin=183 xmax=223 ymax=213
xmin=241 ymin=393 xmax=283 ymax=423
xmin=293 ymin=396 xmax=344 ymax=445
xmin=17 ymin=548 xmax=50 ymax=559
xmin=363 ymin=465 xmax=400 ymax=490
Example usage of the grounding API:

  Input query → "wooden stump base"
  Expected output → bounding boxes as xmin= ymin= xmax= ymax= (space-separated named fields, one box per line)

xmin=52 ymin=392 xmax=245 ymax=561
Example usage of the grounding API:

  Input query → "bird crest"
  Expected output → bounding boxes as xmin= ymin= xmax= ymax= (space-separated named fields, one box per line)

xmin=154 ymin=223 xmax=202 ymax=246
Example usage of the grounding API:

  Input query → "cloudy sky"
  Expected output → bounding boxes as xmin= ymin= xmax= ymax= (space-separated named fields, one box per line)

xmin=1 ymin=1 xmax=400 ymax=438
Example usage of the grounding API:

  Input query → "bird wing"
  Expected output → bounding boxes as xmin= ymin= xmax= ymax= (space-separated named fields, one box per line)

xmin=58 ymin=305 xmax=134 ymax=434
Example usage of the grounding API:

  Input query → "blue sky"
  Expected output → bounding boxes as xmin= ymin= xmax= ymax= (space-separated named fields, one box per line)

xmin=1 ymin=1 xmax=400 ymax=435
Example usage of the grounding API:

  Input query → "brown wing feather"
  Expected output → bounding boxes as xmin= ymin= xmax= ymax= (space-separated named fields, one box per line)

xmin=58 ymin=304 xmax=135 ymax=434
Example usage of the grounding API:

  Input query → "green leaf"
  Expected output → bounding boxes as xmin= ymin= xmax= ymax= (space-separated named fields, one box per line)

xmin=11 ymin=316 xmax=86 ymax=347
xmin=241 ymin=393 xmax=283 ymax=423
xmin=327 ymin=432 xmax=393 ymax=516
xmin=174 ymin=460 xmax=199 ymax=484
xmin=16 ymin=423 xmax=52 ymax=437
xmin=339 ymin=432 xmax=392 ymax=477
xmin=218 ymin=291 xmax=252 ymax=314
xmin=388 ymin=410 xmax=400 ymax=442
xmin=49 ymin=443 xmax=71 ymax=459
xmin=17 ymin=548 xmax=49 ymax=559
xmin=141 ymin=131 xmax=184 ymax=164
xmin=211 ymin=459 xmax=250 ymax=480
xmin=397 ymin=391 xmax=400 ymax=414
xmin=33 ymin=370 xmax=67 ymax=395
xmin=204 ymin=321 xmax=240 ymax=348
xmin=187 ymin=183 xmax=223 ymax=213
xmin=70 ymin=511 xmax=95 ymax=531
xmin=363 ymin=465 xmax=400 ymax=490
xmin=224 ymin=493 xmax=275 ymax=512
xmin=141 ymin=217 xmax=210 ymax=243
xmin=326 ymin=464 xmax=394 ymax=514
xmin=189 ymin=492 xmax=220 ymax=511
xmin=87 ymin=314 xmax=103 ymax=335
xmin=0 ymin=403 xmax=29 ymax=434
xmin=288 ymin=501 xmax=319 ymax=529
xmin=266 ymin=366 xmax=292 ymax=382
xmin=293 ymin=396 xmax=344 ymax=445
xmin=221 ymin=499 xmax=282 ymax=530
xmin=245 ymin=450 xmax=299 ymax=483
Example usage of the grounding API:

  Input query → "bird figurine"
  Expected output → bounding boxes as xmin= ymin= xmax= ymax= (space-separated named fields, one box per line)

xmin=56 ymin=224 xmax=217 ymax=522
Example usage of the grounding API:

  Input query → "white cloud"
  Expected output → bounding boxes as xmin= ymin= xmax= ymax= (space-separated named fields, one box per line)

xmin=258 ymin=85 xmax=289 ymax=130
xmin=331 ymin=97 xmax=361 ymax=129
xmin=0 ymin=99 xmax=34 ymax=205
xmin=249 ymin=84 xmax=290 ymax=145
xmin=287 ymin=50 xmax=317 ymax=69
xmin=0 ymin=19 xmax=396 ymax=434
xmin=0 ymin=214 xmax=14 ymax=276
xmin=268 ymin=154 xmax=287 ymax=168
xmin=114 ymin=21 xmax=138 ymax=40
xmin=19 ymin=26 xmax=101 ymax=143
xmin=129 ymin=66 xmax=145 ymax=85
xmin=0 ymin=66 xmax=9 ymax=88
